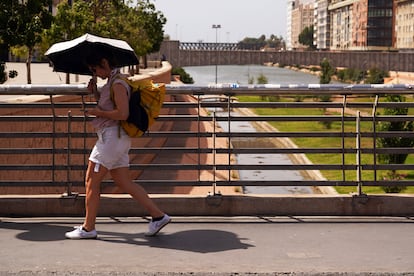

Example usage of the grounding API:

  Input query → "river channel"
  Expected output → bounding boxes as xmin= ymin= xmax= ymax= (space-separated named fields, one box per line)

xmin=184 ymin=65 xmax=320 ymax=194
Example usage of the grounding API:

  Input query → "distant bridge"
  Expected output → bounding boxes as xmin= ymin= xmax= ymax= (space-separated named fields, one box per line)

xmin=179 ymin=42 xmax=239 ymax=51
xmin=150 ymin=41 xmax=414 ymax=73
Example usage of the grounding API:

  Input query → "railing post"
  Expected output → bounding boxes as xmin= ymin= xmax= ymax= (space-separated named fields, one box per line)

xmin=372 ymin=95 xmax=379 ymax=183
xmin=356 ymin=111 xmax=364 ymax=196
xmin=212 ymin=110 xmax=217 ymax=195
xmin=63 ymin=110 xmax=76 ymax=198
xmin=341 ymin=95 xmax=347 ymax=181
xmin=197 ymin=94 xmax=201 ymax=182
xmin=50 ymin=95 xmax=56 ymax=184
xmin=227 ymin=93 xmax=232 ymax=182
xmin=81 ymin=95 xmax=88 ymax=180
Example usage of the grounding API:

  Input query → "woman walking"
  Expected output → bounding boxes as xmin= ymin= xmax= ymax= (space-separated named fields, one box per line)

xmin=65 ymin=50 xmax=170 ymax=239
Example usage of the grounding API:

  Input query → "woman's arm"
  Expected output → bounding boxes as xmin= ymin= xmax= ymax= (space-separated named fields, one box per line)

xmin=87 ymin=83 xmax=129 ymax=120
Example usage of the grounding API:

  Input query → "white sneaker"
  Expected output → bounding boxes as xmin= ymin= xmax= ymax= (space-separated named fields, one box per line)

xmin=145 ymin=214 xmax=171 ymax=237
xmin=65 ymin=225 xmax=97 ymax=239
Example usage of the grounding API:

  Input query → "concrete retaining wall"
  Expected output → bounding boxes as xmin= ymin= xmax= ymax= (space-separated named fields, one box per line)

xmin=152 ymin=40 xmax=414 ymax=72
xmin=1 ymin=194 xmax=413 ymax=217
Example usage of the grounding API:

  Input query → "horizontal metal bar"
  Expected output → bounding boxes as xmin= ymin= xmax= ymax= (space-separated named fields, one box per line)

xmin=1 ymin=180 xmax=414 ymax=187
xmin=214 ymin=164 xmax=357 ymax=170
xmin=215 ymin=148 xmax=357 ymax=154
xmin=216 ymin=132 xmax=356 ymax=138
xmin=0 ymin=132 xmax=96 ymax=138
xmin=1 ymin=115 xmax=414 ymax=125
xmin=1 ymin=83 xmax=413 ymax=96
xmin=0 ymin=148 xmax=212 ymax=155
xmin=129 ymin=148 xmax=212 ymax=154
xmin=3 ymin=101 xmax=414 ymax=111
xmin=362 ymin=164 xmax=414 ymax=170
xmin=0 ymin=148 xmax=87 ymax=154
xmin=3 ymin=163 xmax=414 ymax=172
xmin=216 ymin=116 xmax=357 ymax=122
xmin=1 ymin=147 xmax=413 ymax=156
xmin=0 ymin=164 xmax=358 ymax=171
xmin=0 ymin=132 xmax=213 ymax=139
xmin=133 ymin=164 xmax=359 ymax=171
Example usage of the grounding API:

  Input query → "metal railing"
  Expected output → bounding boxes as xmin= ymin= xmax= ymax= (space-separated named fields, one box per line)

xmin=1 ymin=83 xmax=414 ymax=196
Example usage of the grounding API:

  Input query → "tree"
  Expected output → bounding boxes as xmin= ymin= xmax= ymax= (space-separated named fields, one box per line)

xmin=365 ymin=68 xmax=413 ymax=192
xmin=237 ymin=35 xmax=285 ymax=51
xmin=319 ymin=58 xmax=334 ymax=129
xmin=43 ymin=1 xmax=94 ymax=83
xmin=377 ymin=94 xmax=414 ymax=193
xmin=0 ymin=0 xmax=52 ymax=84
xmin=298 ymin=26 xmax=315 ymax=50
xmin=126 ymin=0 xmax=166 ymax=68
xmin=238 ymin=36 xmax=266 ymax=50
xmin=319 ymin=58 xmax=334 ymax=85
xmin=44 ymin=0 xmax=166 ymax=73
xmin=267 ymin=34 xmax=285 ymax=50
xmin=0 ymin=0 xmax=21 ymax=54
xmin=365 ymin=67 xmax=389 ymax=84
xmin=44 ymin=1 xmax=92 ymax=45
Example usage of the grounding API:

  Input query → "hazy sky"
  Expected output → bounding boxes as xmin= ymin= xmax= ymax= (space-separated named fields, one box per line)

xmin=152 ymin=0 xmax=287 ymax=43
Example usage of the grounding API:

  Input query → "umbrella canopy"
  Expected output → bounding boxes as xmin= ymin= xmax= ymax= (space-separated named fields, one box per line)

xmin=45 ymin=33 xmax=139 ymax=75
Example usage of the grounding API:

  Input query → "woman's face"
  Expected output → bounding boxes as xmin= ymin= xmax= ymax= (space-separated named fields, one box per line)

xmin=88 ymin=58 xmax=111 ymax=79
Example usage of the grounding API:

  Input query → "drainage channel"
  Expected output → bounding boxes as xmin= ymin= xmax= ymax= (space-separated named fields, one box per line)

xmin=215 ymin=110 xmax=314 ymax=194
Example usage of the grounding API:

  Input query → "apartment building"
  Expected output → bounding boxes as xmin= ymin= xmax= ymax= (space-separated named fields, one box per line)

xmin=395 ymin=0 xmax=414 ymax=49
xmin=288 ymin=0 xmax=413 ymax=51
xmin=314 ymin=0 xmax=330 ymax=50
xmin=328 ymin=0 xmax=356 ymax=50
xmin=290 ymin=0 xmax=315 ymax=49
xmin=286 ymin=0 xmax=296 ymax=50
xmin=352 ymin=0 xmax=368 ymax=49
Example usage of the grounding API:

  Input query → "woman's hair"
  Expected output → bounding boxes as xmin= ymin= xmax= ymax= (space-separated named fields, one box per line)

xmin=85 ymin=46 xmax=117 ymax=68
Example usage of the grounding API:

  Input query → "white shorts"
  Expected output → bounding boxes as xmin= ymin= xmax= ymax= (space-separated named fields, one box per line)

xmin=89 ymin=126 xmax=131 ymax=170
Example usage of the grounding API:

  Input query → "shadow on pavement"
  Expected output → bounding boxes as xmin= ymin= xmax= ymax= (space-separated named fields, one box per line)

xmin=0 ymin=220 xmax=254 ymax=253
xmin=0 ymin=221 xmax=69 ymax=242
xmin=99 ymin=229 xmax=253 ymax=253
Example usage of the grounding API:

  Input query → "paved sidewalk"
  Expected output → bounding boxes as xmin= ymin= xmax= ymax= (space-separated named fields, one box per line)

xmin=4 ymin=62 xmax=91 ymax=85
xmin=4 ymin=62 xmax=153 ymax=85
xmin=1 ymin=216 xmax=413 ymax=275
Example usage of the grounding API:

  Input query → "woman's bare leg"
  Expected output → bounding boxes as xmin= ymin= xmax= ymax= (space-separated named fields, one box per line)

xmin=83 ymin=161 xmax=108 ymax=231
xmin=110 ymin=167 xmax=164 ymax=218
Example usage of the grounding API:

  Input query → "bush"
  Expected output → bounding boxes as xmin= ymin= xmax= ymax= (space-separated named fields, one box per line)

xmin=256 ymin=73 xmax=268 ymax=84
xmin=365 ymin=68 xmax=389 ymax=84
xmin=381 ymin=172 xmax=407 ymax=193
xmin=319 ymin=58 xmax=334 ymax=84
xmin=9 ymin=70 xmax=18 ymax=78
xmin=171 ymin=67 xmax=194 ymax=84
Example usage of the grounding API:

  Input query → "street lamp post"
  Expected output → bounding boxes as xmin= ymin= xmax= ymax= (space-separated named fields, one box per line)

xmin=212 ymin=24 xmax=221 ymax=84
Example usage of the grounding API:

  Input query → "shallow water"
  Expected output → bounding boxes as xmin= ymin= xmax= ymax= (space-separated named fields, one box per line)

xmin=191 ymin=65 xmax=317 ymax=194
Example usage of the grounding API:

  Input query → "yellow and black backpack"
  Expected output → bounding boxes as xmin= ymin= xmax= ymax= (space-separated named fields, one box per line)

xmin=110 ymin=77 xmax=166 ymax=137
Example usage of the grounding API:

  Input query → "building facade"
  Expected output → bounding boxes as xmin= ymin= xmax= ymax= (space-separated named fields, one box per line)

xmin=395 ymin=0 xmax=414 ymax=49
xmin=315 ymin=0 xmax=330 ymax=50
xmin=290 ymin=0 xmax=315 ymax=49
xmin=286 ymin=0 xmax=296 ymax=50
xmin=328 ymin=0 xmax=356 ymax=50
xmin=287 ymin=0 xmax=414 ymax=51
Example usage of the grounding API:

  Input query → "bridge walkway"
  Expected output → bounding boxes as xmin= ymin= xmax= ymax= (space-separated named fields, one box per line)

xmin=1 ymin=216 xmax=413 ymax=275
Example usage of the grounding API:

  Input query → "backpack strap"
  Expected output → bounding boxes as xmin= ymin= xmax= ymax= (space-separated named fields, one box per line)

xmin=109 ymin=74 xmax=129 ymax=138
